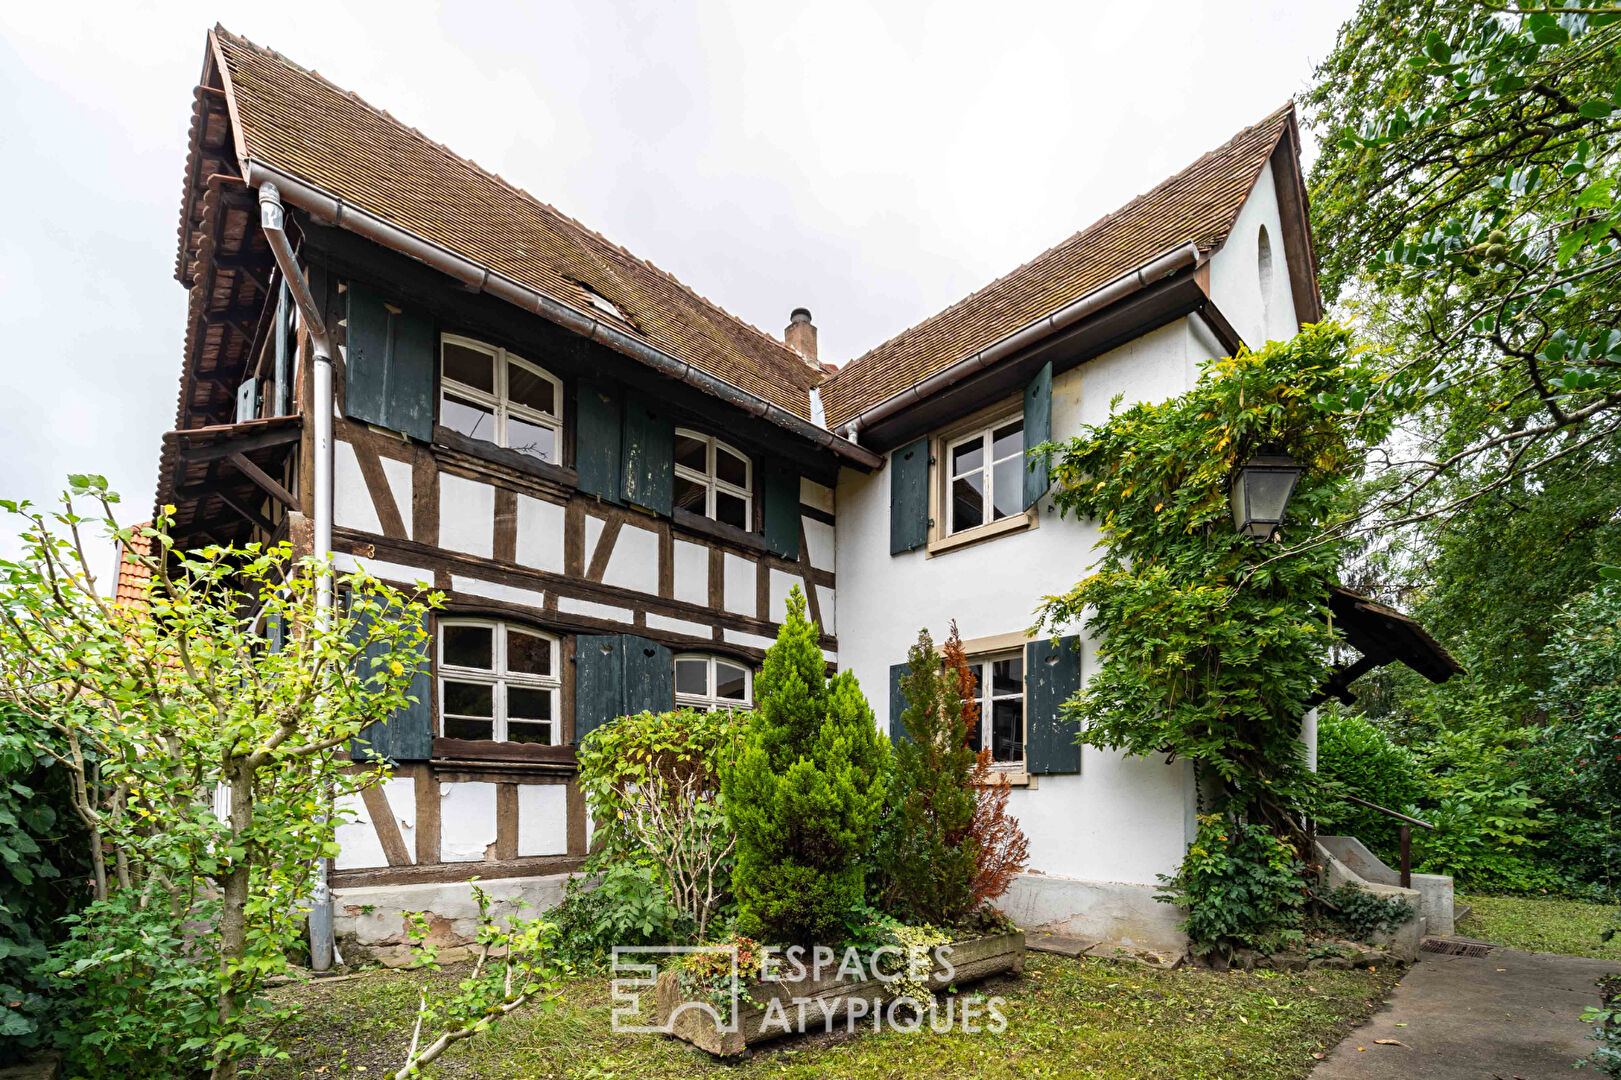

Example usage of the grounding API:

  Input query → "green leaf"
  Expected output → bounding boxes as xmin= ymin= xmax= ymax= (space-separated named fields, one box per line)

xmin=1578 ymin=100 xmax=1614 ymax=119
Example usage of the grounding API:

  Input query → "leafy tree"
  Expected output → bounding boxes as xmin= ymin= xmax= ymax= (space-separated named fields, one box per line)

xmin=0 ymin=478 xmax=435 ymax=1080
xmin=1306 ymin=0 xmax=1621 ymax=539
xmin=872 ymin=626 xmax=979 ymax=926
xmin=722 ymin=586 xmax=888 ymax=944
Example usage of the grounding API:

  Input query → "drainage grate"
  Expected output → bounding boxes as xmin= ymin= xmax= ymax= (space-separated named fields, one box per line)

xmin=1421 ymin=938 xmax=1495 ymax=958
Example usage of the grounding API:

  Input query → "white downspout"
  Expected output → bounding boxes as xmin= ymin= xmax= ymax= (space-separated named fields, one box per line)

xmin=258 ymin=182 xmax=337 ymax=972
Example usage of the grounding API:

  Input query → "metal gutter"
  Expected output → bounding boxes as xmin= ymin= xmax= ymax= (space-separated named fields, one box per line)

xmin=240 ymin=160 xmax=883 ymax=471
xmin=834 ymin=243 xmax=1203 ymax=438
xmin=257 ymin=182 xmax=337 ymax=973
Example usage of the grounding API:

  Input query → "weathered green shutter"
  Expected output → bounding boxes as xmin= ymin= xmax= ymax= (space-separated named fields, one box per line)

xmin=343 ymin=283 xmax=435 ymax=442
xmin=889 ymin=437 xmax=930 ymax=555
xmin=761 ymin=459 xmax=800 ymax=558
xmin=573 ymin=634 xmax=624 ymax=744
xmin=1023 ymin=360 xmax=1052 ymax=509
xmin=1024 ymin=635 xmax=1081 ymax=775
xmin=621 ymin=635 xmax=673 ymax=715
xmin=349 ymin=609 xmax=434 ymax=763
xmin=235 ymin=378 xmax=259 ymax=423
xmin=575 ymin=383 xmax=622 ymax=501
xmin=888 ymin=662 xmax=912 ymax=744
xmin=273 ymin=280 xmax=292 ymax=416
xmin=620 ymin=396 xmax=673 ymax=515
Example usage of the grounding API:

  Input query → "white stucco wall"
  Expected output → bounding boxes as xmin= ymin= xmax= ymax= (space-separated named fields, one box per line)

xmin=834 ymin=317 xmax=1223 ymax=889
xmin=1207 ymin=160 xmax=1300 ymax=348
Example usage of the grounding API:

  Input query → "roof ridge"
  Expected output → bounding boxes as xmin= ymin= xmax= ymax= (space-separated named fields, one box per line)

xmin=825 ymin=103 xmax=1293 ymax=385
xmin=213 ymin=25 xmax=819 ymax=383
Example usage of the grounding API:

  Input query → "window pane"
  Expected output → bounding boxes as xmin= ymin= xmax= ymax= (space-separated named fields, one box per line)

xmin=951 ymin=438 xmax=984 ymax=477
xmin=441 ymin=393 xmax=495 ymax=442
xmin=505 ymin=414 xmax=557 ymax=462
xmin=991 ymin=656 xmax=1023 ymax=696
xmin=443 ymin=680 xmax=494 ymax=717
xmin=715 ymin=491 xmax=748 ymax=529
xmin=675 ymin=433 xmax=707 ymax=472
xmin=716 ymin=662 xmax=747 ymax=701
xmin=506 ymin=362 xmax=555 ymax=415
xmin=674 ymin=475 xmax=707 ymax=514
xmin=507 ymin=686 xmax=553 ymax=721
xmin=506 ymin=631 xmax=552 ymax=676
xmin=992 ymin=458 xmax=1022 ymax=520
xmin=990 ymin=697 xmax=1023 ymax=762
xmin=444 ymin=716 xmax=493 ymax=740
xmin=443 ymin=342 xmax=494 ymax=393
xmin=675 ymin=658 xmax=709 ymax=696
xmin=952 ymin=474 xmax=984 ymax=532
xmin=443 ymin=625 xmax=493 ymax=669
xmin=716 ymin=447 xmax=748 ymax=488
xmin=992 ymin=421 xmax=1023 ymax=461
xmin=506 ymin=720 xmax=552 ymax=744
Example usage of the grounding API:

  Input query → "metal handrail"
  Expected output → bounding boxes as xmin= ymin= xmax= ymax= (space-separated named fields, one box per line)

xmin=1335 ymin=794 xmax=1434 ymax=889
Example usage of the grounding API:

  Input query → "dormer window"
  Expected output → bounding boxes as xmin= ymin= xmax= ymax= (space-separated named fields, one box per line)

xmin=439 ymin=335 xmax=562 ymax=464
xmin=673 ymin=429 xmax=752 ymax=529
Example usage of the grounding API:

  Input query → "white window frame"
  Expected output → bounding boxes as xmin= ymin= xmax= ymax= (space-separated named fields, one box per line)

xmin=437 ymin=617 xmax=561 ymax=744
xmin=673 ymin=653 xmax=753 ymax=712
xmin=964 ymin=649 xmax=1025 ymax=769
xmin=439 ymin=334 xmax=563 ymax=463
xmin=673 ymin=428 xmax=753 ymax=527
xmin=945 ymin=415 xmax=1024 ymax=537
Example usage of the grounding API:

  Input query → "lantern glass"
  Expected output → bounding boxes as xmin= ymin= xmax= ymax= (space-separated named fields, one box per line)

xmin=1230 ymin=453 xmax=1302 ymax=539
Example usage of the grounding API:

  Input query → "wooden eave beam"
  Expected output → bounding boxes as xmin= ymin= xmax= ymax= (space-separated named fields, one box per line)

xmin=228 ymin=451 xmax=298 ymax=510
xmin=172 ymin=425 xmax=301 ymax=463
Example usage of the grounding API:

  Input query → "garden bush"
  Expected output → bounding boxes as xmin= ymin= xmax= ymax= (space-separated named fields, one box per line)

xmin=723 ymin=586 xmax=888 ymax=945
xmin=1316 ymin=709 xmax=1429 ymax=862
xmin=1157 ymin=815 xmax=1306 ymax=962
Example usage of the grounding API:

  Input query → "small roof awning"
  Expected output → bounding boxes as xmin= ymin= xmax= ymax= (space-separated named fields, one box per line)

xmin=1310 ymin=586 xmax=1463 ymax=708
xmin=155 ymin=414 xmax=302 ymax=549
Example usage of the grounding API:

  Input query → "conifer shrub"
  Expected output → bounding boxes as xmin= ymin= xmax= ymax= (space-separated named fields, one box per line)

xmin=721 ymin=586 xmax=888 ymax=944
xmin=872 ymin=626 xmax=979 ymax=925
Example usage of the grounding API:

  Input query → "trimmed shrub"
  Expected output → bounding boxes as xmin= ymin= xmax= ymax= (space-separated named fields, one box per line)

xmin=722 ymin=587 xmax=888 ymax=945
xmin=1316 ymin=709 xmax=1429 ymax=861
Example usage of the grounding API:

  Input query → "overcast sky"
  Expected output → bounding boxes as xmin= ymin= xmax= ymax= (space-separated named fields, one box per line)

xmin=0 ymin=0 xmax=1356 ymax=565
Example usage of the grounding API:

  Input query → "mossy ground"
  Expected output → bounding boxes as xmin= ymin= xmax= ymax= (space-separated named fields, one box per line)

xmin=256 ymin=952 xmax=1399 ymax=1079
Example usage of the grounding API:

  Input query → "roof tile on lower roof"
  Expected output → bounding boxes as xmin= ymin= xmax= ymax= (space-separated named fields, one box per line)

xmin=820 ymin=105 xmax=1298 ymax=429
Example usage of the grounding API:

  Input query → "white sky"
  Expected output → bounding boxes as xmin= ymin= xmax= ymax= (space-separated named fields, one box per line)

xmin=0 ymin=0 xmax=1356 ymax=564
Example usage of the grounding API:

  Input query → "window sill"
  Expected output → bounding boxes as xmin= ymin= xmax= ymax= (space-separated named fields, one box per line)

xmin=434 ymin=426 xmax=579 ymax=490
xmin=980 ymin=770 xmax=1036 ymax=789
xmin=432 ymin=737 xmax=576 ymax=765
xmin=926 ymin=506 xmax=1037 ymax=557
xmin=672 ymin=508 xmax=771 ymax=555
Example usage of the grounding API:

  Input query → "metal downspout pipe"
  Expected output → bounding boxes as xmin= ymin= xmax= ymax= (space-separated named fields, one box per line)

xmin=258 ymin=182 xmax=337 ymax=972
xmin=835 ymin=243 xmax=1202 ymax=440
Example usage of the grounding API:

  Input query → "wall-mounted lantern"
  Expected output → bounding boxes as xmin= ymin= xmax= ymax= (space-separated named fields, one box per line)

xmin=1229 ymin=452 xmax=1303 ymax=540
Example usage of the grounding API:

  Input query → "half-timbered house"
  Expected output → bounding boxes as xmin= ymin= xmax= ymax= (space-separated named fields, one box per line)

xmin=153 ymin=27 xmax=1454 ymax=959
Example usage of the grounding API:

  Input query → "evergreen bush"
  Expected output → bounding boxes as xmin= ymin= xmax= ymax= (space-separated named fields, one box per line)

xmin=1316 ymin=710 xmax=1429 ymax=860
xmin=722 ymin=587 xmax=888 ymax=944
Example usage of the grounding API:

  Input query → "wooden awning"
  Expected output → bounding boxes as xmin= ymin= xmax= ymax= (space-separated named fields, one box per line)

xmin=155 ymin=415 xmax=301 ymax=549
xmin=1310 ymin=586 xmax=1463 ymax=707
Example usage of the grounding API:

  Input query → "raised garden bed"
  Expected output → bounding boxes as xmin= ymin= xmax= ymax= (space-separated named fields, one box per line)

xmin=655 ymin=930 xmax=1025 ymax=1056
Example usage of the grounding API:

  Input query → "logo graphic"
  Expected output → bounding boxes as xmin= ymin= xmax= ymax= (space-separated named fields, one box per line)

xmin=611 ymin=944 xmax=740 ymax=1034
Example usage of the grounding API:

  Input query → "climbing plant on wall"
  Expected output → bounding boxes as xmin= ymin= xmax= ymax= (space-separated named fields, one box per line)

xmin=1035 ymin=323 xmax=1390 ymax=833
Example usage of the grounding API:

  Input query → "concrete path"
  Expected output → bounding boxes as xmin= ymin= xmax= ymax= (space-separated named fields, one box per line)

xmin=1313 ymin=945 xmax=1619 ymax=1079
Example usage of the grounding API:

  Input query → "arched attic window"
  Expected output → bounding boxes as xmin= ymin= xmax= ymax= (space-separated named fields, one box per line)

xmin=1257 ymin=225 xmax=1275 ymax=335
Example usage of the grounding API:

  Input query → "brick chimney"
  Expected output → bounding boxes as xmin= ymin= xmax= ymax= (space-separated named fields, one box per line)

xmin=785 ymin=307 xmax=817 ymax=364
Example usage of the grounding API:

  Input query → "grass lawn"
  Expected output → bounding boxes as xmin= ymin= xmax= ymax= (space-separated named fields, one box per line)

xmin=1457 ymin=893 xmax=1621 ymax=960
xmin=257 ymin=953 xmax=1398 ymax=1079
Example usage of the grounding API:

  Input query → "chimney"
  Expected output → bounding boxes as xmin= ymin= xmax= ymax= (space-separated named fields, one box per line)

xmin=785 ymin=307 xmax=817 ymax=364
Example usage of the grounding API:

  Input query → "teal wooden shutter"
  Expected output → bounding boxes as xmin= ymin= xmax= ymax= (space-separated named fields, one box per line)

xmin=573 ymin=634 xmax=624 ymax=744
xmin=621 ymin=635 xmax=673 ymax=715
xmin=576 ymin=383 xmax=622 ymax=501
xmin=273 ymin=280 xmax=292 ymax=416
xmin=888 ymin=662 xmax=912 ymax=744
xmin=889 ymin=437 xmax=930 ymax=555
xmin=761 ymin=459 xmax=800 ymax=559
xmin=235 ymin=378 xmax=259 ymax=422
xmin=343 ymin=283 xmax=435 ymax=442
xmin=1025 ymin=635 xmax=1081 ymax=774
xmin=1023 ymin=360 xmax=1052 ymax=509
xmin=349 ymin=608 xmax=434 ymax=763
xmin=621 ymin=396 xmax=673 ymax=515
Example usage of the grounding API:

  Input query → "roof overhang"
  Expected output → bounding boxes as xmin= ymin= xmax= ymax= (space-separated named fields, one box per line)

xmin=1310 ymin=586 xmax=1464 ymax=707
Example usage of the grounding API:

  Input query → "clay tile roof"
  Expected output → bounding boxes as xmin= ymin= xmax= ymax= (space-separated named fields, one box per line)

xmin=208 ymin=26 xmax=821 ymax=419
xmin=820 ymin=105 xmax=1298 ymax=429
xmin=114 ymin=526 xmax=155 ymax=611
